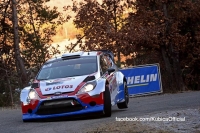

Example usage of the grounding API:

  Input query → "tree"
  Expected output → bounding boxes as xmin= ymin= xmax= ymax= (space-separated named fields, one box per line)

xmin=18 ymin=0 xmax=66 ymax=70
xmin=65 ymin=0 xmax=200 ymax=91
xmin=0 ymin=0 xmax=69 ymax=106
xmin=12 ymin=0 xmax=27 ymax=84
xmin=124 ymin=0 xmax=200 ymax=91
xmin=67 ymin=0 xmax=135 ymax=67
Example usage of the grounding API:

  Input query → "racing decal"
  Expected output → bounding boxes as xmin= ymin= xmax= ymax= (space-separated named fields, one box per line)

xmin=51 ymin=95 xmax=68 ymax=99
xmin=107 ymin=75 xmax=113 ymax=82
xmin=109 ymin=75 xmax=118 ymax=103
xmin=49 ymin=78 xmax=74 ymax=83
xmin=45 ymin=95 xmax=68 ymax=99
xmin=45 ymin=85 xmax=73 ymax=91
xmin=40 ymin=75 xmax=88 ymax=95
xmin=109 ymin=77 xmax=117 ymax=94
xmin=46 ymin=81 xmax=63 ymax=86
xmin=109 ymin=84 xmax=113 ymax=94
xmin=112 ymin=78 xmax=117 ymax=91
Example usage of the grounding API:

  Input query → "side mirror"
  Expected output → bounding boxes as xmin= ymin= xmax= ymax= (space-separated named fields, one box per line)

xmin=107 ymin=68 xmax=115 ymax=75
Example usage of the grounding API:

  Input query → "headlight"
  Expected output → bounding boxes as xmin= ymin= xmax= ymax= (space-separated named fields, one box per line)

xmin=77 ymin=81 xmax=97 ymax=94
xmin=28 ymin=89 xmax=40 ymax=100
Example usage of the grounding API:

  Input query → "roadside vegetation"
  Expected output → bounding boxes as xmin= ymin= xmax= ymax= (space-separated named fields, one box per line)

xmin=0 ymin=0 xmax=199 ymax=107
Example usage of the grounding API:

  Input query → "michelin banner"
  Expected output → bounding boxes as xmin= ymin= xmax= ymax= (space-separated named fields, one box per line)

xmin=120 ymin=64 xmax=162 ymax=97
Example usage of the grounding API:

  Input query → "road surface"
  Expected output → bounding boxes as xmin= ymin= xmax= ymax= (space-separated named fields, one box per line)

xmin=0 ymin=91 xmax=200 ymax=133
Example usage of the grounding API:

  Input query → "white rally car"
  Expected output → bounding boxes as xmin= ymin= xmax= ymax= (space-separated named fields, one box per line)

xmin=20 ymin=50 xmax=129 ymax=121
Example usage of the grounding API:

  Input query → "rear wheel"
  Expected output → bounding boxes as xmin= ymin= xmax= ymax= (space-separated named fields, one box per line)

xmin=117 ymin=81 xmax=129 ymax=109
xmin=103 ymin=86 xmax=111 ymax=117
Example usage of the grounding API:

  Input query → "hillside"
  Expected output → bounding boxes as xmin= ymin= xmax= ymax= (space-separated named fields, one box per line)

xmin=46 ymin=0 xmax=78 ymax=43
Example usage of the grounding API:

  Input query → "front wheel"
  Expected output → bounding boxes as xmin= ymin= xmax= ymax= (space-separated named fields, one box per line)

xmin=103 ymin=86 xmax=111 ymax=117
xmin=117 ymin=81 xmax=129 ymax=109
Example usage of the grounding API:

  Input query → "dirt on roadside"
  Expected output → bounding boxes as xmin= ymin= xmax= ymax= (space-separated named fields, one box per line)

xmin=86 ymin=107 xmax=200 ymax=133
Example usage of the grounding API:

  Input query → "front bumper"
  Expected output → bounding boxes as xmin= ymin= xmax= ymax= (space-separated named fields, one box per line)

xmin=22 ymin=93 xmax=104 ymax=121
xmin=22 ymin=104 xmax=103 ymax=120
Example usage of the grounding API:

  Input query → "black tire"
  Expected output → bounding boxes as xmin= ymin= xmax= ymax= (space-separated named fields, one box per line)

xmin=103 ymin=86 xmax=111 ymax=117
xmin=117 ymin=81 xmax=129 ymax=109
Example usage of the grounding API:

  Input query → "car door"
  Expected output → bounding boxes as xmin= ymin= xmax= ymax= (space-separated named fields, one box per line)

xmin=100 ymin=54 xmax=118 ymax=105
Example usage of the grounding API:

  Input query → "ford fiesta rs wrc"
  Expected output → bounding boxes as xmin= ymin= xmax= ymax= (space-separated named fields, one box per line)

xmin=20 ymin=50 xmax=129 ymax=122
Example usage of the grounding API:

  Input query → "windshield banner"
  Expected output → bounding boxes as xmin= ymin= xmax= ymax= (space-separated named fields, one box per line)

xmin=120 ymin=64 xmax=162 ymax=97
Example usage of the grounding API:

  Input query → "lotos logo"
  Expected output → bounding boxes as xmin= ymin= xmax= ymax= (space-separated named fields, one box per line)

xmin=45 ymin=85 xmax=73 ymax=91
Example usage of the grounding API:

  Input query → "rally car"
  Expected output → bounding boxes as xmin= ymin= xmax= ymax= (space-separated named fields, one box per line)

xmin=20 ymin=50 xmax=129 ymax=122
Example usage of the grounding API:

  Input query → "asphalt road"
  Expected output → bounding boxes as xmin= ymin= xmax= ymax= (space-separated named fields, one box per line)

xmin=0 ymin=91 xmax=200 ymax=133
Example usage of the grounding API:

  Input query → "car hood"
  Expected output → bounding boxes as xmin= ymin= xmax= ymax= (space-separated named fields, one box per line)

xmin=39 ymin=75 xmax=89 ymax=95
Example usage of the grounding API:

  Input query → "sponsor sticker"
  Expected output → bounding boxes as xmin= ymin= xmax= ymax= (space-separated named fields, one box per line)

xmin=53 ymin=78 xmax=74 ymax=82
xmin=51 ymin=95 xmax=68 ymax=99
xmin=46 ymin=81 xmax=63 ymax=86
xmin=45 ymin=85 xmax=73 ymax=91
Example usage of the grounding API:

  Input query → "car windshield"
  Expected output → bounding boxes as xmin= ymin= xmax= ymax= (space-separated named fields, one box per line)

xmin=36 ymin=56 xmax=97 ymax=80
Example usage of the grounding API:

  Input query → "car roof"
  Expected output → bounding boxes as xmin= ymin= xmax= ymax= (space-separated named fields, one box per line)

xmin=45 ymin=51 xmax=100 ymax=64
xmin=62 ymin=51 xmax=99 ymax=57
xmin=45 ymin=50 xmax=114 ymax=64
